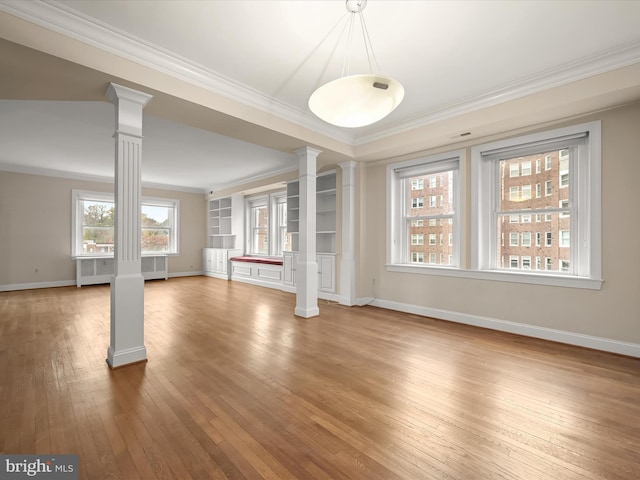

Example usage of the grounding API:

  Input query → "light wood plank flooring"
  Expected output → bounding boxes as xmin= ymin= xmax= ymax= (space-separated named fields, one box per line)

xmin=1 ymin=276 xmax=639 ymax=479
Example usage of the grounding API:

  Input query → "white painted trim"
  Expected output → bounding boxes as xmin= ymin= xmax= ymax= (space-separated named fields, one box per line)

xmin=355 ymin=297 xmax=376 ymax=306
xmin=106 ymin=345 xmax=147 ymax=368
xmin=3 ymin=1 xmax=639 ymax=146
xmin=0 ymin=0 xmax=353 ymax=145
xmin=168 ymin=271 xmax=202 ymax=278
xmin=355 ymin=41 xmax=640 ymax=144
xmin=0 ymin=162 xmax=207 ymax=193
xmin=230 ymin=275 xmax=282 ymax=291
xmin=370 ymin=298 xmax=640 ymax=358
xmin=385 ymin=264 xmax=603 ymax=290
xmin=0 ymin=280 xmax=76 ymax=292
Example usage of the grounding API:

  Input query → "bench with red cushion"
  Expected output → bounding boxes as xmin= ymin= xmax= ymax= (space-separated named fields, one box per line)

xmin=230 ymin=256 xmax=283 ymax=266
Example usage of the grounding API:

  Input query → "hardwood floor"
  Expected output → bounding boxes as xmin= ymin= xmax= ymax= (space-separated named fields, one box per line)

xmin=1 ymin=276 xmax=639 ymax=479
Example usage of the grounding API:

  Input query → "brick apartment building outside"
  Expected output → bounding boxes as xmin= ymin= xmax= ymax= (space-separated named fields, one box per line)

xmin=407 ymin=149 xmax=569 ymax=271
xmin=407 ymin=171 xmax=454 ymax=265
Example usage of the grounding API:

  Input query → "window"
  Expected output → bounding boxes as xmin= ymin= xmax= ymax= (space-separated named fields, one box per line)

xmin=509 ymin=186 xmax=519 ymax=201
xmin=509 ymin=256 xmax=519 ymax=268
xmin=72 ymin=190 xmax=179 ymax=256
xmin=141 ymin=200 xmax=178 ymax=254
xmin=522 ymin=256 xmax=531 ymax=270
xmin=510 ymin=215 xmax=519 ymax=223
xmin=412 ymin=220 xmax=424 ymax=227
xmin=387 ymin=150 xmax=461 ymax=269
xmin=521 ymin=185 xmax=531 ymax=200
xmin=411 ymin=252 xmax=424 ymax=263
xmin=249 ymin=197 xmax=269 ymax=255
xmin=521 ymin=161 xmax=532 ymax=176
xmin=521 ymin=213 xmax=531 ymax=223
xmin=536 ymin=232 xmax=542 ymax=247
xmin=471 ymin=121 xmax=601 ymax=288
xmin=411 ymin=197 xmax=424 ymax=208
xmin=535 ymin=183 xmax=541 ymax=198
xmin=509 ymin=163 xmax=519 ymax=177
xmin=535 ymin=256 xmax=541 ymax=270
xmin=411 ymin=178 xmax=424 ymax=190
xmin=509 ymin=232 xmax=519 ymax=246
xmin=522 ymin=232 xmax=531 ymax=247
xmin=246 ymin=191 xmax=288 ymax=256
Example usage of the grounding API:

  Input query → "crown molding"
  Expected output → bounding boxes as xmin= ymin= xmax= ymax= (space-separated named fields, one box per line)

xmin=0 ymin=0 xmax=354 ymax=145
xmin=2 ymin=1 xmax=639 ymax=149
xmin=0 ymin=163 xmax=207 ymax=193
xmin=355 ymin=40 xmax=640 ymax=145
xmin=207 ymin=164 xmax=299 ymax=194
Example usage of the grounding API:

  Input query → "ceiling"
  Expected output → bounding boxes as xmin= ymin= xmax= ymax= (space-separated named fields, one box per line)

xmin=1 ymin=0 xmax=640 ymax=192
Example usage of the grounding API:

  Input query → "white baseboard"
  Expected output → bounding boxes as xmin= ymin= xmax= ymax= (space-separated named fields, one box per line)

xmin=231 ymin=275 xmax=282 ymax=290
xmin=168 ymin=271 xmax=203 ymax=278
xmin=0 ymin=280 xmax=76 ymax=292
xmin=370 ymin=298 xmax=640 ymax=358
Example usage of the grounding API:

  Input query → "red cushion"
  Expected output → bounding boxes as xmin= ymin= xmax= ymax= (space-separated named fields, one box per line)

xmin=230 ymin=256 xmax=283 ymax=266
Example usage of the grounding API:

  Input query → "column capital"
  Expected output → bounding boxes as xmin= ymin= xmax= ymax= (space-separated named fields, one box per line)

xmin=338 ymin=160 xmax=357 ymax=170
xmin=295 ymin=146 xmax=322 ymax=160
xmin=106 ymin=83 xmax=153 ymax=137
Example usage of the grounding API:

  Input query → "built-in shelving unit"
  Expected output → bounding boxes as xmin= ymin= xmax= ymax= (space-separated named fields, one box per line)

xmin=284 ymin=170 xmax=336 ymax=294
xmin=209 ymin=196 xmax=232 ymax=248
xmin=286 ymin=171 xmax=336 ymax=254
xmin=205 ymin=194 xmax=245 ymax=280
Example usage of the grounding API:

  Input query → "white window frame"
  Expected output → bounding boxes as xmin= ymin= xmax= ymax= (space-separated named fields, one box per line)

xmin=245 ymin=191 xmax=287 ymax=257
xmin=387 ymin=150 xmax=462 ymax=272
xmin=471 ymin=121 xmax=602 ymax=289
xmin=72 ymin=189 xmax=179 ymax=257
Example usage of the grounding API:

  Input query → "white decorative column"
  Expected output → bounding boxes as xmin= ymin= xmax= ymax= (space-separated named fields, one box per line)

xmin=295 ymin=146 xmax=321 ymax=318
xmin=339 ymin=161 xmax=357 ymax=306
xmin=105 ymin=83 xmax=153 ymax=368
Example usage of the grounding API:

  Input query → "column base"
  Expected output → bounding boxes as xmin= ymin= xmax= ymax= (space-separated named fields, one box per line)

xmin=294 ymin=306 xmax=320 ymax=318
xmin=106 ymin=345 xmax=148 ymax=368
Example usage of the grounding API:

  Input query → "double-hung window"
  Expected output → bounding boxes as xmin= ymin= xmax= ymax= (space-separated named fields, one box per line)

xmin=246 ymin=191 xmax=288 ymax=256
xmin=387 ymin=151 xmax=461 ymax=270
xmin=72 ymin=190 xmax=179 ymax=256
xmin=248 ymin=196 xmax=269 ymax=255
xmin=471 ymin=121 xmax=601 ymax=288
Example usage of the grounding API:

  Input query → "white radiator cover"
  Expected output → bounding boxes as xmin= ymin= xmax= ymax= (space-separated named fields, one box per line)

xmin=76 ymin=256 xmax=168 ymax=287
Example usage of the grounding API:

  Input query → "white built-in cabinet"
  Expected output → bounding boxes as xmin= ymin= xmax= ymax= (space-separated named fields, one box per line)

xmin=203 ymin=248 xmax=243 ymax=280
xmin=283 ymin=252 xmax=335 ymax=293
xmin=204 ymin=194 xmax=244 ymax=279
xmin=283 ymin=170 xmax=337 ymax=294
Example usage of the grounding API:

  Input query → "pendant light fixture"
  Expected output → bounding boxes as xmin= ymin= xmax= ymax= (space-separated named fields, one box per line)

xmin=308 ymin=0 xmax=404 ymax=128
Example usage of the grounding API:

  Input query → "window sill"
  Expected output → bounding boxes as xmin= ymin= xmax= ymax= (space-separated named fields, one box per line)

xmin=72 ymin=253 xmax=176 ymax=260
xmin=385 ymin=264 xmax=603 ymax=290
